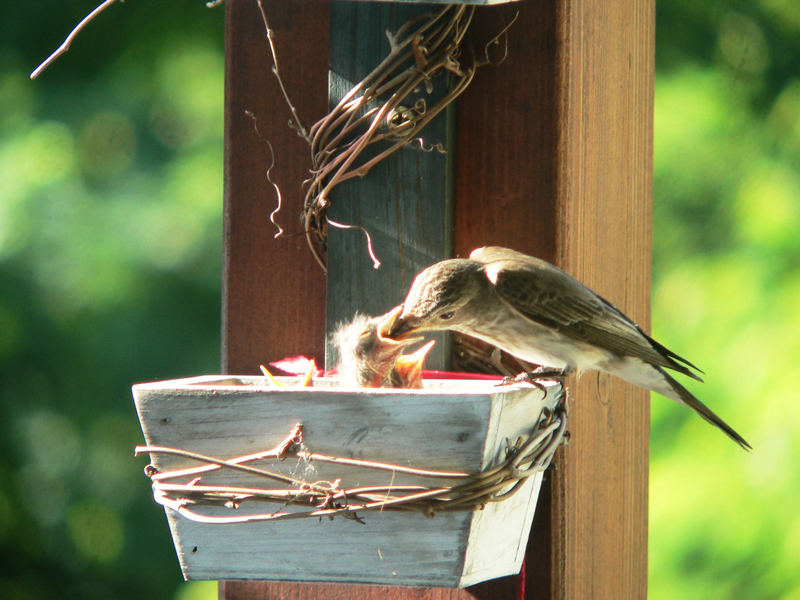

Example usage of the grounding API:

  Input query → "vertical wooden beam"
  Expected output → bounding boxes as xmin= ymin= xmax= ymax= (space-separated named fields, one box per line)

xmin=550 ymin=3 xmax=652 ymax=598
xmin=222 ymin=0 xmax=652 ymax=598
xmin=455 ymin=1 xmax=653 ymax=599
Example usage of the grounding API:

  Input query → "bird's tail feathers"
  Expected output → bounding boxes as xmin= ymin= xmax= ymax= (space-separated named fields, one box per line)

xmin=656 ymin=367 xmax=751 ymax=450
xmin=609 ymin=359 xmax=750 ymax=449
xmin=640 ymin=329 xmax=704 ymax=382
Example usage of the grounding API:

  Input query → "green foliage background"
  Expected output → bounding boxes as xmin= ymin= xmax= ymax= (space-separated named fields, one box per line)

xmin=1 ymin=2 xmax=223 ymax=599
xmin=651 ymin=2 xmax=800 ymax=598
xmin=0 ymin=1 xmax=797 ymax=599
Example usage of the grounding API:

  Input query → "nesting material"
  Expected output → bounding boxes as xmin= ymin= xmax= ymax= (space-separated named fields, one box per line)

xmin=133 ymin=375 xmax=565 ymax=587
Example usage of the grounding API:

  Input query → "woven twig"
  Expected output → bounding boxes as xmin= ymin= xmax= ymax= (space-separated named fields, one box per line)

xmin=135 ymin=396 xmax=567 ymax=524
xmin=291 ymin=5 xmax=517 ymax=270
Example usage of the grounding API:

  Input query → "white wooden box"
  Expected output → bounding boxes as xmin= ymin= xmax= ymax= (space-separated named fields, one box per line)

xmin=133 ymin=375 xmax=562 ymax=587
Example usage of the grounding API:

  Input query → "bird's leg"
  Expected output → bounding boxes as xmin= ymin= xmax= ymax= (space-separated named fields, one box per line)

xmin=498 ymin=365 xmax=573 ymax=389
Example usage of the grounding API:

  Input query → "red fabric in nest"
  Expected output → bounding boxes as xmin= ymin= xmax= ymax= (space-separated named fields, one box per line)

xmin=269 ymin=356 xmax=503 ymax=382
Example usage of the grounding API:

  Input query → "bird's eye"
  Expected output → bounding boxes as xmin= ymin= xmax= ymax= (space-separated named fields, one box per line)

xmin=439 ymin=311 xmax=455 ymax=321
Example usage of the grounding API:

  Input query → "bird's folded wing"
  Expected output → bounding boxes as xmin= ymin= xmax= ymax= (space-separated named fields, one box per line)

xmin=476 ymin=249 xmax=702 ymax=379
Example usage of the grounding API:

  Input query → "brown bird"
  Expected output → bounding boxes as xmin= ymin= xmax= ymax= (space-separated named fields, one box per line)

xmin=333 ymin=306 xmax=435 ymax=388
xmin=390 ymin=246 xmax=750 ymax=449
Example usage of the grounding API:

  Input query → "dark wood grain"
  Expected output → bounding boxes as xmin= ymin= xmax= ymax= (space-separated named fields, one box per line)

xmin=222 ymin=0 xmax=329 ymax=375
xmin=455 ymin=1 xmax=653 ymax=599
xmin=221 ymin=579 xmax=523 ymax=600
xmin=324 ymin=1 xmax=452 ymax=371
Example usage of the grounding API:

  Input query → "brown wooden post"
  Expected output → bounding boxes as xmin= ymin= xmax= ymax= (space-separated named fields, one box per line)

xmin=221 ymin=0 xmax=652 ymax=598
xmin=455 ymin=2 xmax=653 ymax=598
xmin=221 ymin=0 xmax=329 ymax=375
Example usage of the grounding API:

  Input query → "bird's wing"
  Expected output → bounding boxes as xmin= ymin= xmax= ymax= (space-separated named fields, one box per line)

xmin=471 ymin=247 xmax=702 ymax=379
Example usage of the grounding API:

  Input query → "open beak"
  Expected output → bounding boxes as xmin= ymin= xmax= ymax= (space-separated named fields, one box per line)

xmin=393 ymin=339 xmax=436 ymax=388
xmin=378 ymin=305 xmax=423 ymax=345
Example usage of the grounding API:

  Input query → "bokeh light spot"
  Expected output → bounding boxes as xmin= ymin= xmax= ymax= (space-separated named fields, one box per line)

xmin=78 ymin=111 xmax=137 ymax=178
xmin=0 ymin=70 xmax=36 ymax=130
xmin=718 ymin=12 xmax=769 ymax=74
xmin=16 ymin=467 xmax=68 ymax=527
xmin=20 ymin=409 xmax=81 ymax=479
xmin=3 ymin=121 xmax=76 ymax=192
xmin=735 ymin=163 xmax=800 ymax=248
xmin=173 ymin=581 xmax=217 ymax=600
xmin=66 ymin=501 xmax=124 ymax=564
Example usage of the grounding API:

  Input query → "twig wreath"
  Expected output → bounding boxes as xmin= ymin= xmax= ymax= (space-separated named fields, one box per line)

xmin=255 ymin=3 xmax=519 ymax=271
xmin=134 ymin=396 xmax=567 ymax=524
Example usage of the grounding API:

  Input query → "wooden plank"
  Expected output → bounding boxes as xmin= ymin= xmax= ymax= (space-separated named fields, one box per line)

xmin=454 ymin=1 xmax=653 ymax=599
xmin=219 ymin=2 xmax=463 ymax=598
xmin=222 ymin=0 xmax=329 ymax=375
xmin=324 ymin=1 xmax=452 ymax=371
xmin=549 ymin=3 xmax=652 ymax=597
xmin=218 ymin=2 xmax=333 ymax=597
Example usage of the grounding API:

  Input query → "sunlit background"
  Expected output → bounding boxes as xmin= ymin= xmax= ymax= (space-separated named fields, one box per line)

xmin=651 ymin=2 xmax=800 ymax=598
xmin=1 ymin=2 xmax=222 ymax=599
xmin=1 ymin=1 xmax=798 ymax=599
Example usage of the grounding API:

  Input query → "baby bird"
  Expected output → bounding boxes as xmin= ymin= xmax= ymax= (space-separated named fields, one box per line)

xmin=333 ymin=306 xmax=435 ymax=388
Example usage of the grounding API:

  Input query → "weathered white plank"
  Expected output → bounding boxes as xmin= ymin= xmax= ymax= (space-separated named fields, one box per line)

xmin=133 ymin=376 xmax=561 ymax=587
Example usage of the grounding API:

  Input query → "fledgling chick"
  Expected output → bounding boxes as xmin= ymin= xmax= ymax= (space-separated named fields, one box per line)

xmin=333 ymin=305 xmax=435 ymax=388
xmin=389 ymin=339 xmax=436 ymax=388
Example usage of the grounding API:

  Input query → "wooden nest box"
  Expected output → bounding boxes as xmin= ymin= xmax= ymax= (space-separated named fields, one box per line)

xmin=133 ymin=375 xmax=565 ymax=587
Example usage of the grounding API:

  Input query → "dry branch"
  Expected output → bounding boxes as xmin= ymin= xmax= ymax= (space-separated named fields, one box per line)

xmin=31 ymin=0 xmax=120 ymax=79
xmin=31 ymin=0 xmax=224 ymax=79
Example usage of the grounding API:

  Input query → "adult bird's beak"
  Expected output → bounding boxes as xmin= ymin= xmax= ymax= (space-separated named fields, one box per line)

xmin=377 ymin=305 xmax=423 ymax=345
xmin=392 ymin=339 xmax=436 ymax=388
xmin=387 ymin=309 xmax=424 ymax=340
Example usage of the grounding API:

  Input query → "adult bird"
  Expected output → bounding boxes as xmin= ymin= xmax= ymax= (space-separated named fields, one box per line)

xmin=389 ymin=246 xmax=750 ymax=449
